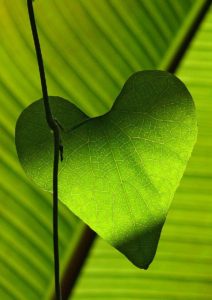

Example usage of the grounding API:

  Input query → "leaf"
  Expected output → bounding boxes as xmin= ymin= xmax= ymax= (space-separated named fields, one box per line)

xmin=71 ymin=6 xmax=212 ymax=300
xmin=15 ymin=70 xmax=197 ymax=268
xmin=0 ymin=0 xmax=207 ymax=298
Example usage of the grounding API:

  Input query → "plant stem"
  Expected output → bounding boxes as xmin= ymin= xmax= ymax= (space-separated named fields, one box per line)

xmin=27 ymin=1 xmax=62 ymax=299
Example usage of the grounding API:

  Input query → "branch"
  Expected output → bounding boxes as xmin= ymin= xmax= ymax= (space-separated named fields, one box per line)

xmin=27 ymin=1 xmax=62 ymax=299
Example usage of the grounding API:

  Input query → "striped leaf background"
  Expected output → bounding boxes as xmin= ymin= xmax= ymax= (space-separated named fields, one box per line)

xmin=0 ymin=0 xmax=211 ymax=299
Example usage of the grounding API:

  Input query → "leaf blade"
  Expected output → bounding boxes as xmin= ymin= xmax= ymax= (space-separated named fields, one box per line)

xmin=15 ymin=71 xmax=197 ymax=268
xmin=0 ymin=0 xmax=206 ymax=298
xmin=71 ymin=5 xmax=212 ymax=300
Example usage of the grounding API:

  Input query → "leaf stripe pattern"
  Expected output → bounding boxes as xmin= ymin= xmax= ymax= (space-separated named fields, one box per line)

xmin=71 ymin=6 xmax=212 ymax=300
xmin=0 ymin=0 xmax=208 ymax=299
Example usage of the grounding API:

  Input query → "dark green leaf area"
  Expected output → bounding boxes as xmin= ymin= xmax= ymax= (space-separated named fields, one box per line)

xmin=15 ymin=70 xmax=197 ymax=268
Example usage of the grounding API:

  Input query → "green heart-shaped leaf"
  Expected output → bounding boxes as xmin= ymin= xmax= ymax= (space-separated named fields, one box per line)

xmin=15 ymin=70 xmax=197 ymax=268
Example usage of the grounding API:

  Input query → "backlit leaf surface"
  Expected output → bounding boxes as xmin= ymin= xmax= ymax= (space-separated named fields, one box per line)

xmin=15 ymin=71 xmax=197 ymax=268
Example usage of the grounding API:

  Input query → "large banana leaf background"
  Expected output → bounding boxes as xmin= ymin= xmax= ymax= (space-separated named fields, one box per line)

xmin=0 ymin=0 xmax=212 ymax=299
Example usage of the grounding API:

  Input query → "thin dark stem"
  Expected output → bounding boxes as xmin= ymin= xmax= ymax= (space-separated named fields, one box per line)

xmin=27 ymin=1 xmax=62 ymax=299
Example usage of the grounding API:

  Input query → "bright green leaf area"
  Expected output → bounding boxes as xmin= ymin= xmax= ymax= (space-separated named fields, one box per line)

xmin=0 ymin=0 xmax=207 ymax=299
xmin=71 ymin=6 xmax=212 ymax=300
xmin=15 ymin=70 xmax=197 ymax=268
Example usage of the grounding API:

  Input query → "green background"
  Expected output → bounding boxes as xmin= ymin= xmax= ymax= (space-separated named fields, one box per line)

xmin=0 ymin=0 xmax=211 ymax=299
